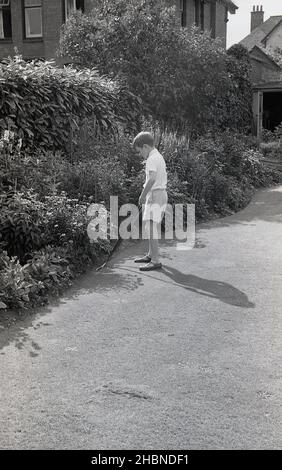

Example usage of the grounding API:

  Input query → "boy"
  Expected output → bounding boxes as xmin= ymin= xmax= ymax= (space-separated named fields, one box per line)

xmin=132 ymin=131 xmax=168 ymax=271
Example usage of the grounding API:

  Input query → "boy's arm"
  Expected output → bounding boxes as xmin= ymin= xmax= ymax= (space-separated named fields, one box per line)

xmin=139 ymin=170 xmax=156 ymax=205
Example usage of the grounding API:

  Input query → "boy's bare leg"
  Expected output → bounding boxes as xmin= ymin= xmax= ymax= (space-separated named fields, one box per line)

xmin=139 ymin=220 xmax=162 ymax=271
xmin=148 ymin=220 xmax=160 ymax=264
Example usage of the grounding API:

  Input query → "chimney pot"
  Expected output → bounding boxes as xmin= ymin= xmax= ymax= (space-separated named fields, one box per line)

xmin=251 ymin=5 xmax=264 ymax=32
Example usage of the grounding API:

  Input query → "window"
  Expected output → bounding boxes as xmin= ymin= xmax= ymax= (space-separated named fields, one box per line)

xmin=0 ymin=0 xmax=12 ymax=39
xmin=210 ymin=0 xmax=216 ymax=38
xmin=24 ymin=0 xmax=42 ymax=38
xmin=194 ymin=0 xmax=204 ymax=31
xmin=64 ymin=0 xmax=84 ymax=20
xmin=180 ymin=0 xmax=187 ymax=27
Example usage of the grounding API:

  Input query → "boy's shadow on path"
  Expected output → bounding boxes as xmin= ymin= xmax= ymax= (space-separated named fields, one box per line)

xmin=121 ymin=264 xmax=254 ymax=309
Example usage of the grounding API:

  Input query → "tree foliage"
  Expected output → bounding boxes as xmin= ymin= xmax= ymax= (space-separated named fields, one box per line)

xmin=59 ymin=0 xmax=253 ymax=132
xmin=223 ymin=44 xmax=253 ymax=133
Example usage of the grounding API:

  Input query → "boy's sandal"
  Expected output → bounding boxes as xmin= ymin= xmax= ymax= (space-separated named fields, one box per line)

xmin=139 ymin=262 xmax=162 ymax=271
xmin=134 ymin=255 xmax=152 ymax=263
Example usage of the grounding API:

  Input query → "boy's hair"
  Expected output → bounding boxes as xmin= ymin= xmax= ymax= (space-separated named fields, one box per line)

xmin=132 ymin=131 xmax=155 ymax=149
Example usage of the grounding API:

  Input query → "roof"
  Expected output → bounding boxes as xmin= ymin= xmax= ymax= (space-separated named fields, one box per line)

xmin=223 ymin=1 xmax=238 ymax=14
xmin=210 ymin=1 xmax=238 ymax=14
xmin=250 ymin=45 xmax=282 ymax=69
xmin=253 ymin=80 xmax=282 ymax=91
xmin=171 ymin=0 xmax=238 ymax=15
xmin=240 ymin=16 xmax=282 ymax=51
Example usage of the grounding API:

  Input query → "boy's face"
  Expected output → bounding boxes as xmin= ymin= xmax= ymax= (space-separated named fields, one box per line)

xmin=135 ymin=144 xmax=151 ymax=159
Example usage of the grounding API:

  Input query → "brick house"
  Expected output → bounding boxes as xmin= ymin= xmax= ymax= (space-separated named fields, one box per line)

xmin=172 ymin=0 xmax=237 ymax=47
xmin=240 ymin=6 xmax=282 ymax=84
xmin=0 ymin=0 xmax=237 ymax=61
xmin=0 ymin=0 xmax=93 ymax=61
xmin=239 ymin=6 xmax=282 ymax=136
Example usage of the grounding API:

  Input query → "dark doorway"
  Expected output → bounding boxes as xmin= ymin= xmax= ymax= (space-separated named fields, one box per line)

xmin=263 ymin=92 xmax=282 ymax=131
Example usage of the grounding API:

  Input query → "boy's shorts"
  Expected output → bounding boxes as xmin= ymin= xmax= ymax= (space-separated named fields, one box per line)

xmin=143 ymin=189 xmax=168 ymax=224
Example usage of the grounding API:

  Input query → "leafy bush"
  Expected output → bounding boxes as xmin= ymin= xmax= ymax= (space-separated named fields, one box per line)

xmin=0 ymin=56 xmax=140 ymax=152
xmin=0 ymin=190 xmax=46 ymax=263
xmin=0 ymin=250 xmax=36 ymax=309
xmin=242 ymin=149 xmax=281 ymax=186
xmin=0 ymin=246 xmax=74 ymax=309
xmin=41 ymin=192 xmax=105 ymax=269
xmin=225 ymin=44 xmax=253 ymax=133
xmin=157 ymin=129 xmax=280 ymax=219
xmin=59 ymin=1 xmax=252 ymax=133
xmin=261 ymin=124 xmax=282 ymax=160
xmin=0 ymin=226 xmax=111 ymax=310
xmin=273 ymin=122 xmax=282 ymax=140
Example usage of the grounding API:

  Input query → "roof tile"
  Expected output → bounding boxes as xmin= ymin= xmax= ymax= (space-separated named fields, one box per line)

xmin=240 ymin=16 xmax=282 ymax=51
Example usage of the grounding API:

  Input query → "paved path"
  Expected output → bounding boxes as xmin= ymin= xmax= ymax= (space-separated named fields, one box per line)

xmin=0 ymin=186 xmax=282 ymax=449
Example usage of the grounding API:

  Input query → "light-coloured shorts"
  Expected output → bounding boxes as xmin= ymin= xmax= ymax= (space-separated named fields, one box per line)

xmin=143 ymin=189 xmax=168 ymax=224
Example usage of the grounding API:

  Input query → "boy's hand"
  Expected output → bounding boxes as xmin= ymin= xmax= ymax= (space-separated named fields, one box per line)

xmin=138 ymin=194 xmax=146 ymax=206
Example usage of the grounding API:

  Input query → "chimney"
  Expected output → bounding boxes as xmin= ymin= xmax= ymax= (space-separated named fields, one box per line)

xmin=251 ymin=5 xmax=264 ymax=32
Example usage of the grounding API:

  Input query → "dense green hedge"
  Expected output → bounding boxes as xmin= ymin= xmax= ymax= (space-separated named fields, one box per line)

xmin=0 ymin=56 xmax=140 ymax=151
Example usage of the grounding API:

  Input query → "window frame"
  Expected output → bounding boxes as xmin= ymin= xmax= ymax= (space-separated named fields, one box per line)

xmin=180 ymin=0 xmax=187 ymax=28
xmin=0 ymin=0 xmax=12 ymax=40
xmin=63 ymin=0 xmax=84 ymax=22
xmin=23 ymin=0 xmax=43 ymax=39
xmin=210 ymin=0 xmax=216 ymax=38
xmin=194 ymin=0 xmax=204 ymax=31
xmin=194 ymin=0 xmax=200 ymax=27
xmin=200 ymin=0 xmax=205 ymax=30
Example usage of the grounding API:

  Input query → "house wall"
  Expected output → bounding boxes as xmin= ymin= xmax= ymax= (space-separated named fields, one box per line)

xmin=168 ymin=0 xmax=194 ymax=26
xmin=172 ymin=0 xmax=227 ymax=45
xmin=0 ymin=0 xmax=63 ymax=60
xmin=249 ymin=47 xmax=282 ymax=84
xmin=43 ymin=0 xmax=95 ymax=59
xmin=215 ymin=1 xmax=227 ymax=47
xmin=0 ymin=0 xmax=229 ymax=62
xmin=0 ymin=0 xmax=97 ymax=61
xmin=251 ymin=59 xmax=282 ymax=84
xmin=265 ymin=24 xmax=282 ymax=49
xmin=0 ymin=0 xmax=44 ymax=59
xmin=43 ymin=0 xmax=64 ymax=60
xmin=204 ymin=2 xmax=211 ymax=31
xmin=252 ymin=90 xmax=263 ymax=138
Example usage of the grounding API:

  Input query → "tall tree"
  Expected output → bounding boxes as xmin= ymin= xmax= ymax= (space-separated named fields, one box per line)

xmin=59 ymin=0 xmax=252 ymax=132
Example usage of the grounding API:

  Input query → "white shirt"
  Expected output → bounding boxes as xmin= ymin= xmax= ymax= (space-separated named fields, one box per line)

xmin=144 ymin=148 xmax=167 ymax=190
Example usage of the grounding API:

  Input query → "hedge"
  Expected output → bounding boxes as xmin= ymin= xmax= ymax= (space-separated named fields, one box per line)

xmin=0 ymin=56 xmax=140 ymax=152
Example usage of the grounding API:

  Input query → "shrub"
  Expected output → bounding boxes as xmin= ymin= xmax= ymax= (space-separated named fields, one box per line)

xmin=0 ymin=56 xmax=140 ymax=152
xmin=261 ymin=128 xmax=275 ymax=143
xmin=273 ymin=122 xmax=282 ymax=140
xmin=158 ymin=129 xmax=280 ymax=219
xmin=0 ymin=190 xmax=46 ymax=263
xmin=0 ymin=250 xmax=36 ymax=309
xmin=260 ymin=125 xmax=282 ymax=161
xmin=225 ymin=44 xmax=253 ymax=133
xmin=59 ymin=1 xmax=252 ymax=133
xmin=0 ymin=246 xmax=74 ymax=309
xmin=242 ymin=149 xmax=281 ymax=186
xmin=0 ymin=233 xmax=111 ymax=310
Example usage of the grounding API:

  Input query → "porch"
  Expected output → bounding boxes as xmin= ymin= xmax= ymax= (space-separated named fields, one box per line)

xmin=253 ymin=81 xmax=282 ymax=141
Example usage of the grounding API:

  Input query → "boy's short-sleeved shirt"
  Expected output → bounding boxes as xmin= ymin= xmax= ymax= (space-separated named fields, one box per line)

xmin=144 ymin=148 xmax=167 ymax=190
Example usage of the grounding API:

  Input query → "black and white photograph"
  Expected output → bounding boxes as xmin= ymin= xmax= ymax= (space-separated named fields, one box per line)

xmin=0 ymin=0 xmax=281 ymax=459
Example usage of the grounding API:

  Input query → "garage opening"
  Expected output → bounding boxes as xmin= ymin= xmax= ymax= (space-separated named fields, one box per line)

xmin=263 ymin=92 xmax=282 ymax=131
